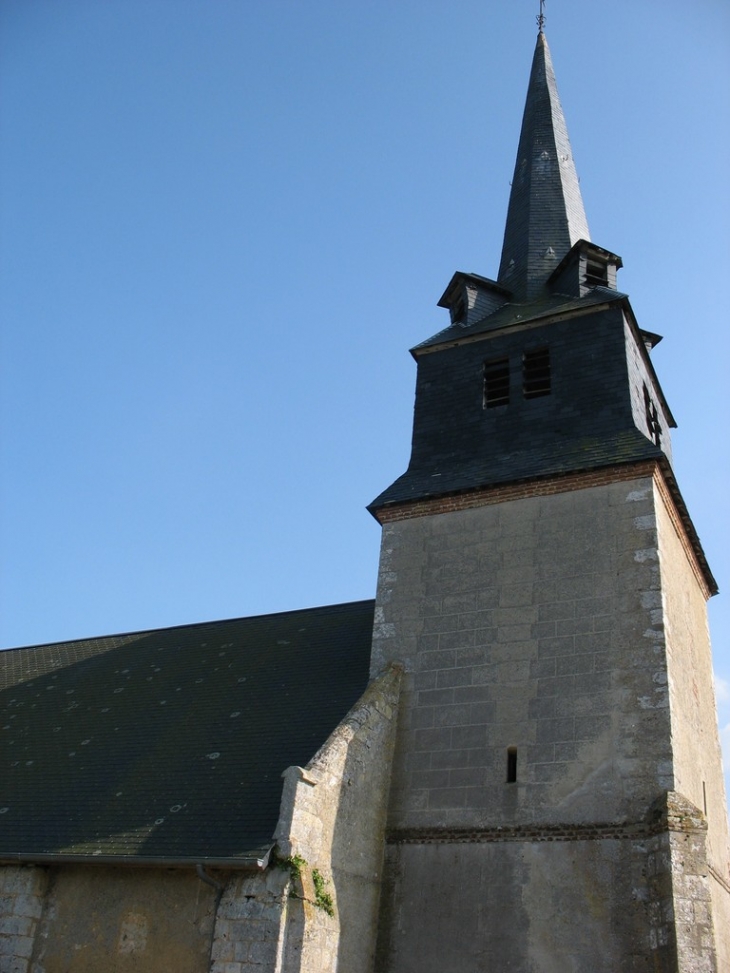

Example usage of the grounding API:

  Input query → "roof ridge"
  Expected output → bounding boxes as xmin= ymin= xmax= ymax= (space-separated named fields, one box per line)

xmin=1 ymin=598 xmax=377 ymax=653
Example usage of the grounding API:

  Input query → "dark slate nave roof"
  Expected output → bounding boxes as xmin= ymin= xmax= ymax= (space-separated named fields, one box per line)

xmin=0 ymin=600 xmax=374 ymax=865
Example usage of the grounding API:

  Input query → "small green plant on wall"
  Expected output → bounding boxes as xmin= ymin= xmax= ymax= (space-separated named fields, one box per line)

xmin=311 ymin=868 xmax=335 ymax=917
xmin=272 ymin=850 xmax=335 ymax=917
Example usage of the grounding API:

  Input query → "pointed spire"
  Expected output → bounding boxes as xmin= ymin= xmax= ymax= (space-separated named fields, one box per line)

xmin=498 ymin=32 xmax=590 ymax=299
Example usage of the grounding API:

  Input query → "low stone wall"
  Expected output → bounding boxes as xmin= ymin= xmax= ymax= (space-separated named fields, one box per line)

xmin=210 ymin=870 xmax=289 ymax=973
xmin=0 ymin=865 xmax=217 ymax=973
xmin=0 ymin=866 xmax=46 ymax=973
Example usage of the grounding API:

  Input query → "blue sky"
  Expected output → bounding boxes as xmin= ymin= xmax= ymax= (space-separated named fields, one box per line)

xmin=1 ymin=1 xmax=729 ymax=787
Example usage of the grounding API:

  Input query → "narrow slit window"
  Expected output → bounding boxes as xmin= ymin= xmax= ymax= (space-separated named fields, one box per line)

xmin=506 ymin=747 xmax=517 ymax=783
xmin=523 ymin=347 xmax=551 ymax=399
xmin=483 ymin=357 xmax=510 ymax=408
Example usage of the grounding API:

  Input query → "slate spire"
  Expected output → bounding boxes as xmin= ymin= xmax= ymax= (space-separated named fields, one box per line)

xmin=498 ymin=32 xmax=590 ymax=299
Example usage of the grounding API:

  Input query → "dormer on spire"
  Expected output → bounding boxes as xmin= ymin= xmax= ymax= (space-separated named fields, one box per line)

xmin=498 ymin=32 xmax=590 ymax=299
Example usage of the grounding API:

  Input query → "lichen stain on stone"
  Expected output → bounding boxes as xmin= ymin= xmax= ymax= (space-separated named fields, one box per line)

xmin=117 ymin=911 xmax=148 ymax=954
xmin=626 ymin=488 xmax=651 ymax=503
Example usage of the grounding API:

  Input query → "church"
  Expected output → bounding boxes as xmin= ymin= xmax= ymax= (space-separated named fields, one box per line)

xmin=2 ymin=25 xmax=729 ymax=973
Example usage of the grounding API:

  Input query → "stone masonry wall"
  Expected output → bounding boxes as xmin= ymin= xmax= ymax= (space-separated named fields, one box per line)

xmin=371 ymin=472 xmax=725 ymax=971
xmin=376 ymin=832 xmax=678 ymax=973
xmin=0 ymin=866 xmax=46 ymax=973
xmin=28 ymin=865 xmax=216 ymax=973
xmin=210 ymin=870 xmax=290 ymax=973
xmin=372 ymin=475 xmax=674 ymax=831
xmin=664 ymin=792 xmax=718 ymax=972
xmin=653 ymin=479 xmax=730 ymax=970
xmin=0 ymin=864 xmax=217 ymax=973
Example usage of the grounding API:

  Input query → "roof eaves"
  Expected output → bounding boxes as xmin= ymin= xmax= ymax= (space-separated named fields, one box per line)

xmin=0 ymin=849 xmax=272 ymax=869
xmin=414 ymin=290 xmax=628 ymax=355
xmin=436 ymin=271 xmax=512 ymax=309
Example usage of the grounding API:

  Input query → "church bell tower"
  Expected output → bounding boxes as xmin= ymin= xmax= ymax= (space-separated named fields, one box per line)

xmin=369 ymin=28 xmax=730 ymax=973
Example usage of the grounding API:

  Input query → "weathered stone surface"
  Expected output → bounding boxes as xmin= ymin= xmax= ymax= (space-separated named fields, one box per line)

xmin=372 ymin=475 xmax=730 ymax=971
xmin=273 ymin=664 xmax=402 ymax=973
xmin=0 ymin=867 xmax=47 ymax=973
xmin=24 ymin=866 xmax=215 ymax=973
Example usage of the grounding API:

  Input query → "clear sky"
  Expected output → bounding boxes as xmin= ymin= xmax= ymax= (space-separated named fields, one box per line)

xmin=1 ymin=1 xmax=729 ymax=791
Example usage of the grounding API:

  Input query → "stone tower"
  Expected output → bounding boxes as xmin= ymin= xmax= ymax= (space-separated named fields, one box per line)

xmin=368 ymin=30 xmax=730 ymax=973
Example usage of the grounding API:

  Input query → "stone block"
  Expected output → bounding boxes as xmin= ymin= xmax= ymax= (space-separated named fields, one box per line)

xmin=413 ymin=727 xmax=452 ymax=751
xmin=418 ymin=688 xmax=454 ymax=707
xmin=457 ymin=609 xmax=494 ymax=630
xmin=432 ymin=703 xmax=473 ymax=727
xmin=469 ymin=701 xmax=497 ymax=724
xmin=537 ymin=636 xmax=575 ymax=657
xmin=428 ymin=787 xmax=466 ymax=809
xmin=212 ymin=938 xmax=236 ymax=962
xmin=247 ymin=936 xmax=279 ymax=964
xmin=497 ymin=624 xmax=534 ymax=642
xmin=451 ymin=723 xmax=489 ymax=750
xmin=456 ymin=646 xmax=489 ymax=666
xmin=556 ymin=616 xmax=594 ymax=637
xmin=527 ymin=743 xmax=556 ymax=764
xmin=436 ymin=667 xmax=473 ymax=689
xmin=530 ymin=658 xmax=556 ymax=678
xmin=8 ymin=895 xmax=42 ymax=920
xmin=541 ymin=718 xmax=575 ymax=743
xmin=453 ymin=685 xmax=491 ymax=704
xmin=0 ymin=916 xmax=33 ymax=938
xmin=499 ymin=584 xmax=534 ymax=607
xmin=411 ymin=769 xmax=451 ymax=791
xmin=405 ymin=750 xmax=433 ymax=771
xmin=410 ymin=707 xmax=435 ymax=729
xmin=431 ymin=749 xmax=471 ymax=769
xmin=470 ymin=664 xmax=498 ymax=685
xmin=476 ymin=588 xmax=500 ymax=609
xmin=442 ymin=593 xmax=478 ymax=613
xmin=414 ymin=669 xmax=438 ymax=690
xmin=574 ymin=671 xmax=611 ymax=695
xmin=532 ymin=620 xmax=557 ymax=639
xmin=528 ymin=697 xmax=556 ymax=719
xmin=0 ymin=870 xmax=40 ymax=896
xmin=13 ymin=935 xmax=34 ymax=959
xmin=417 ymin=649 xmax=455 ymax=671
xmin=233 ymin=939 xmax=250 ymax=962
xmin=555 ymin=653 xmax=594 ymax=676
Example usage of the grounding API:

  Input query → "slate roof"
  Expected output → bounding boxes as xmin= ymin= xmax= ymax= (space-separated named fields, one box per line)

xmin=498 ymin=32 xmax=590 ymax=299
xmin=0 ymin=600 xmax=374 ymax=866
xmin=413 ymin=286 xmax=625 ymax=353
xmin=369 ymin=427 xmax=665 ymax=511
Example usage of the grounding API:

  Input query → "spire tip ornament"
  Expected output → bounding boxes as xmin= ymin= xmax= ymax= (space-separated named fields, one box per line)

xmin=537 ymin=0 xmax=546 ymax=33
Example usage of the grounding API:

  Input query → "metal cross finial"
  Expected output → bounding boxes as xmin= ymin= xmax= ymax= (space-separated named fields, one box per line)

xmin=537 ymin=0 xmax=546 ymax=33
